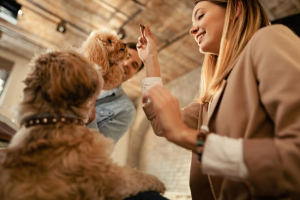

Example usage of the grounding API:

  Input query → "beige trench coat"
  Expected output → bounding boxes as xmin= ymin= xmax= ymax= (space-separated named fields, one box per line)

xmin=143 ymin=25 xmax=300 ymax=200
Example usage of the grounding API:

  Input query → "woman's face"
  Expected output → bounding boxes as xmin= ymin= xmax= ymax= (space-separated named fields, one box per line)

xmin=190 ymin=1 xmax=226 ymax=55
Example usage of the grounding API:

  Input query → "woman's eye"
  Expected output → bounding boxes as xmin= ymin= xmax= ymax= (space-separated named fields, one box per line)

xmin=108 ymin=39 xmax=112 ymax=43
xmin=198 ymin=14 xmax=204 ymax=20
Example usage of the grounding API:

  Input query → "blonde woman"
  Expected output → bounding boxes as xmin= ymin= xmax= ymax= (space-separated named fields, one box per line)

xmin=137 ymin=0 xmax=300 ymax=199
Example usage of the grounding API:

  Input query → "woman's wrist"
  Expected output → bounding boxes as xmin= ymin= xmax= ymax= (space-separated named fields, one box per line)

xmin=144 ymin=55 xmax=159 ymax=67
xmin=182 ymin=128 xmax=199 ymax=152
xmin=144 ymin=55 xmax=161 ymax=77
xmin=165 ymin=126 xmax=198 ymax=152
xmin=177 ymin=126 xmax=210 ymax=156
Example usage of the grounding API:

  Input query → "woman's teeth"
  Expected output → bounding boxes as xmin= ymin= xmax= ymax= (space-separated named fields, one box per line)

xmin=197 ymin=33 xmax=205 ymax=44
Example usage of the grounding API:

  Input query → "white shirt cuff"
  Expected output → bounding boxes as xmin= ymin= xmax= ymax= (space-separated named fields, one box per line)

xmin=202 ymin=134 xmax=248 ymax=181
xmin=140 ymin=77 xmax=163 ymax=95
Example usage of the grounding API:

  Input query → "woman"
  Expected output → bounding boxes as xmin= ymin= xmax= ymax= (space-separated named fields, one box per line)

xmin=137 ymin=0 xmax=300 ymax=199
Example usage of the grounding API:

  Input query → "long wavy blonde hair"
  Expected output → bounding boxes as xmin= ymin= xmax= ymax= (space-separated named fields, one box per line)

xmin=195 ymin=0 xmax=270 ymax=103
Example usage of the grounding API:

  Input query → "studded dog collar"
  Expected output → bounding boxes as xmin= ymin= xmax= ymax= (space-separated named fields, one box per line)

xmin=20 ymin=116 xmax=85 ymax=128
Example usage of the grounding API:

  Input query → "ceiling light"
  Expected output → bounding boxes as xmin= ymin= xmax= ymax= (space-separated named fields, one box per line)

xmin=57 ymin=20 xmax=66 ymax=33
xmin=117 ymin=27 xmax=126 ymax=39
xmin=17 ymin=9 xmax=23 ymax=16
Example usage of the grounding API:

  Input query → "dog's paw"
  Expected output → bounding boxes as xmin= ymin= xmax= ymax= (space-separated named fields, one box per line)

xmin=143 ymin=174 xmax=166 ymax=194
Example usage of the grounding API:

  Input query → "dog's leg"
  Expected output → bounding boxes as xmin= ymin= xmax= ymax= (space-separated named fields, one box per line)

xmin=103 ymin=165 xmax=165 ymax=200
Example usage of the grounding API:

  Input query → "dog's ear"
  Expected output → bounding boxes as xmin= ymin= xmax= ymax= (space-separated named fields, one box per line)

xmin=102 ymin=65 xmax=124 ymax=90
xmin=48 ymin=51 xmax=101 ymax=106
xmin=81 ymin=31 xmax=110 ymax=74
xmin=22 ymin=51 xmax=102 ymax=113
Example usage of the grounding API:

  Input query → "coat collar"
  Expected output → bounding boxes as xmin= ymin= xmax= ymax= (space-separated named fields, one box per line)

xmin=205 ymin=61 xmax=237 ymax=126
xmin=207 ymin=79 xmax=227 ymax=125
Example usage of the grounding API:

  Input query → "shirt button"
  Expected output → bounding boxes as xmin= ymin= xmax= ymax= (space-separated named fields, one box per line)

xmin=100 ymin=111 xmax=103 ymax=114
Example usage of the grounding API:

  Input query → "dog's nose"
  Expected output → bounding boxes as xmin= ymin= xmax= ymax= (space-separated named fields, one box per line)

xmin=123 ymin=43 xmax=127 ymax=48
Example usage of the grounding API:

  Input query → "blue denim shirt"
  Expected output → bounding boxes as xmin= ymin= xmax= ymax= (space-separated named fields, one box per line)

xmin=87 ymin=86 xmax=136 ymax=144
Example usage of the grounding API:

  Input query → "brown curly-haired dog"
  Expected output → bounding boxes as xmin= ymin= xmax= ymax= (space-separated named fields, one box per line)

xmin=0 ymin=50 xmax=165 ymax=200
xmin=81 ymin=28 xmax=128 ymax=90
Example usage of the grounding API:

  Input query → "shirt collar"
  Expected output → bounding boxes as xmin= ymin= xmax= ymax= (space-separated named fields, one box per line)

xmin=97 ymin=85 xmax=122 ymax=100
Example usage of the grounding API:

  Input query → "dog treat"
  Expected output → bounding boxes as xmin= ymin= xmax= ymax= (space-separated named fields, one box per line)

xmin=139 ymin=23 xmax=145 ymax=31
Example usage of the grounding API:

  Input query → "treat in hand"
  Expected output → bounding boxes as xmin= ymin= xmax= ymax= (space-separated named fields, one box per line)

xmin=139 ymin=23 xmax=145 ymax=31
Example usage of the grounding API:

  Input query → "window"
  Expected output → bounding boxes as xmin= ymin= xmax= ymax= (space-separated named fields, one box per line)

xmin=0 ymin=56 xmax=13 ymax=98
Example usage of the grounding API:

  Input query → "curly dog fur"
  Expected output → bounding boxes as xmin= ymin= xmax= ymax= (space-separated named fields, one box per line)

xmin=0 ymin=50 xmax=165 ymax=200
xmin=81 ymin=28 xmax=128 ymax=90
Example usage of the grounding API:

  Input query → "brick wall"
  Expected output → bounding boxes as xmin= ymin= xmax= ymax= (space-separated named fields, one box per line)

xmin=127 ymin=67 xmax=201 ymax=197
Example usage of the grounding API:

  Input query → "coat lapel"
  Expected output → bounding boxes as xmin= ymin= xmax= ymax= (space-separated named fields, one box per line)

xmin=207 ymin=79 xmax=227 ymax=125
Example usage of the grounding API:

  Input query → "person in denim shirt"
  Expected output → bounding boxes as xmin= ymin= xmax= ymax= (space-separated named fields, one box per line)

xmin=87 ymin=42 xmax=144 ymax=144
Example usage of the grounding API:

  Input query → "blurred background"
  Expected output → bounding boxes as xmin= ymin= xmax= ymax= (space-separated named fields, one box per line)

xmin=1 ymin=0 xmax=299 ymax=199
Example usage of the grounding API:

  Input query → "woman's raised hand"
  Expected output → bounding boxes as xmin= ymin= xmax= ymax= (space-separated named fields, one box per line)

xmin=137 ymin=25 xmax=161 ymax=77
xmin=137 ymin=25 xmax=158 ymax=64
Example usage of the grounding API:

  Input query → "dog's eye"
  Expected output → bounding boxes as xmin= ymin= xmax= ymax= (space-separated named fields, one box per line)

xmin=107 ymin=39 xmax=112 ymax=43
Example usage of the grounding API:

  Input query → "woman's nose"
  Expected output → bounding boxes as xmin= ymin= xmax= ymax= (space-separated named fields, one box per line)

xmin=189 ymin=25 xmax=198 ymax=35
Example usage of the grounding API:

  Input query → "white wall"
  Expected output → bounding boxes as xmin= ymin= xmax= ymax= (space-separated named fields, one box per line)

xmin=111 ymin=130 xmax=130 ymax=166
xmin=0 ymin=48 xmax=29 ymax=122
xmin=127 ymin=67 xmax=202 ymax=197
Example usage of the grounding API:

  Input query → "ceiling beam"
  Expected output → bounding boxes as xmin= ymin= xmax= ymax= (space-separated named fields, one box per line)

xmin=132 ymin=0 xmax=146 ymax=10
xmin=97 ymin=0 xmax=129 ymax=19
xmin=158 ymin=31 xmax=189 ymax=52
xmin=0 ymin=19 xmax=59 ymax=49
xmin=25 ymin=0 xmax=89 ymax=34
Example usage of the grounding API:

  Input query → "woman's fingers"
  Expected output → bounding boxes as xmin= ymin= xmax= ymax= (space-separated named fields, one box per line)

xmin=142 ymin=94 xmax=149 ymax=104
xmin=137 ymin=36 xmax=147 ymax=46
xmin=144 ymin=85 xmax=178 ymax=112
xmin=143 ymin=85 xmax=184 ymax=138
xmin=143 ymin=85 xmax=163 ymax=102
xmin=138 ymin=36 xmax=143 ymax=43
xmin=137 ymin=37 xmax=146 ymax=50
xmin=144 ymin=25 xmax=154 ymax=40
xmin=140 ymin=25 xmax=146 ymax=38
xmin=136 ymin=43 xmax=142 ymax=49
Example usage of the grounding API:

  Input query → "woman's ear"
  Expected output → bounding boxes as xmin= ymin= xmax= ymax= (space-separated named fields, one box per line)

xmin=235 ymin=1 xmax=242 ymax=19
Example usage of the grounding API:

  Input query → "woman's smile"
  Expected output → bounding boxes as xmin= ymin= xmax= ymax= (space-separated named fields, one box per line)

xmin=196 ymin=32 xmax=206 ymax=45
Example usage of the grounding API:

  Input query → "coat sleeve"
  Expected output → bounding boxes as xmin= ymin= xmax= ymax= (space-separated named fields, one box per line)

xmin=143 ymin=102 xmax=200 ymax=136
xmin=243 ymin=25 xmax=300 ymax=198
